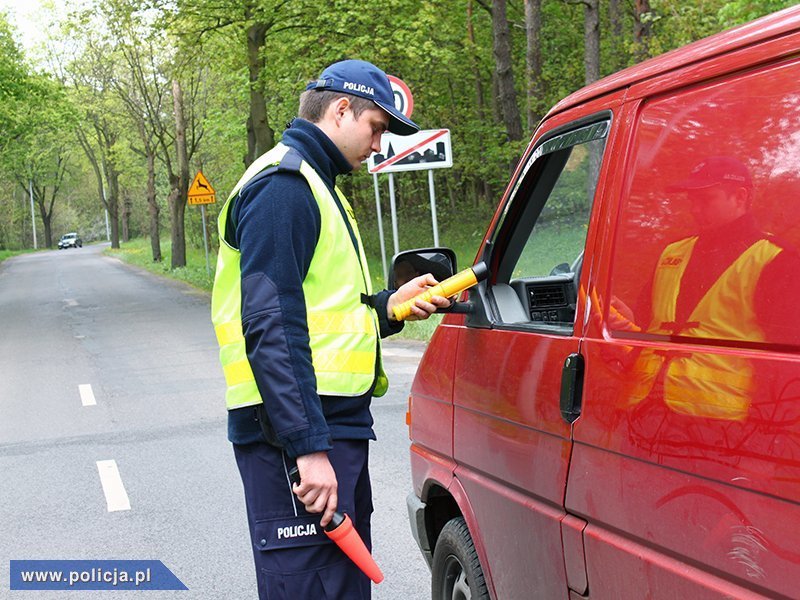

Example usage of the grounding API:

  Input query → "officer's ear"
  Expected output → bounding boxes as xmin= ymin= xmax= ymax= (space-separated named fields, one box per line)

xmin=733 ymin=185 xmax=751 ymax=211
xmin=331 ymin=96 xmax=351 ymax=125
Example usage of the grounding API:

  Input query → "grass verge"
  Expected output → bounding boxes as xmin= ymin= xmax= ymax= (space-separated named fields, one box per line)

xmin=0 ymin=249 xmax=35 ymax=264
xmin=105 ymin=238 xmax=215 ymax=291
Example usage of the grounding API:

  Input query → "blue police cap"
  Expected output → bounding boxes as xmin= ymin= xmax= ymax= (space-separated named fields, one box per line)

xmin=306 ymin=60 xmax=419 ymax=136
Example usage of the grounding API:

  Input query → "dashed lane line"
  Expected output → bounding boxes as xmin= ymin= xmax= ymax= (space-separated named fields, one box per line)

xmin=79 ymin=384 xmax=97 ymax=406
xmin=96 ymin=460 xmax=131 ymax=512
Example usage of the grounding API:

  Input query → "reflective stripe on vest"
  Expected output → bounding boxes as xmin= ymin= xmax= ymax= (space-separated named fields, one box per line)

xmin=628 ymin=237 xmax=782 ymax=421
xmin=211 ymin=144 xmax=388 ymax=411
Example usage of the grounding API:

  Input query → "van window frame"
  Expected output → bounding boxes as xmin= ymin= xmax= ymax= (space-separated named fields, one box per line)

xmin=476 ymin=111 xmax=613 ymax=334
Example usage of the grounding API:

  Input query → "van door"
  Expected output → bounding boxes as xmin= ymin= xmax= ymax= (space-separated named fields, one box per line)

xmin=452 ymin=107 xmax=618 ymax=599
xmin=571 ymin=50 xmax=800 ymax=598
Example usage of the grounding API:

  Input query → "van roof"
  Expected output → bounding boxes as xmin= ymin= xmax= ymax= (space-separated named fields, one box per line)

xmin=547 ymin=5 xmax=800 ymax=118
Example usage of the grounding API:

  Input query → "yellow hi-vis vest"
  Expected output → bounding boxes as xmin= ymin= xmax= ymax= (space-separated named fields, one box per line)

xmin=211 ymin=143 xmax=388 ymax=411
xmin=628 ymin=236 xmax=782 ymax=421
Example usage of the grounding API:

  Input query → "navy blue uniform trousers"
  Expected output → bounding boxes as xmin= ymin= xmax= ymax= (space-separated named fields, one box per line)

xmin=233 ymin=440 xmax=372 ymax=599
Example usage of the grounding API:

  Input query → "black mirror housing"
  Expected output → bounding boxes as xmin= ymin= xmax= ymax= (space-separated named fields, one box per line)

xmin=390 ymin=247 xmax=457 ymax=290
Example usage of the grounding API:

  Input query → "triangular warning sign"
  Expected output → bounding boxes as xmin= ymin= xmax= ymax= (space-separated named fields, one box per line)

xmin=188 ymin=171 xmax=215 ymax=197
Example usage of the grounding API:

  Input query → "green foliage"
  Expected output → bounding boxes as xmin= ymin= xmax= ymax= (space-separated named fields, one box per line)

xmin=716 ymin=0 xmax=798 ymax=27
xmin=0 ymin=0 xmax=793 ymax=256
xmin=0 ymin=14 xmax=27 ymax=148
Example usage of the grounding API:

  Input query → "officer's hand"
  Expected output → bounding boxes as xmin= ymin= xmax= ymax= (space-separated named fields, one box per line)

xmin=294 ymin=452 xmax=338 ymax=527
xmin=608 ymin=296 xmax=640 ymax=332
xmin=387 ymin=273 xmax=452 ymax=322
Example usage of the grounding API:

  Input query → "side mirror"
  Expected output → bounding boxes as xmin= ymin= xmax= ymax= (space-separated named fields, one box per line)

xmin=390 ymin=247 xmax=457 ymax=290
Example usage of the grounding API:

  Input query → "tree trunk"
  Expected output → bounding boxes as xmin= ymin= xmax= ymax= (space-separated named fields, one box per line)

xmin=35 ymin=189 xmax=53 ymax=248
xmin=42 ymin=217 xmax=52 ymax=248
xmin=609 ymin=0 xmax=625 ymax=71
xmin=146 ymin=146 xmax=161 ymax=262
xmin=121 ymin=193 xmax=131 ymax=242
xmin=584 ymin=0 xmax=600 ymax=85
xmin=524 ymin=0 xmax=543 ymax=131
xmin=103 ymin=160 xmax=119 ymax=249
xmin=467 ymin=0 xmax=493 ymax=205
xmin=103 ymin=156 xmax=120 ymax=249
xmin=171 ymin=78 xmax=189 ymax=269
xmin=245 ymin=18 xmax=274 ymax=166
xmin=634 ymin=0 xmax=652 ymax=63
xmin=491 ymin=0 xmax=523 ymax=143
xmin=466 ymin=1 xmax=485 ymax=118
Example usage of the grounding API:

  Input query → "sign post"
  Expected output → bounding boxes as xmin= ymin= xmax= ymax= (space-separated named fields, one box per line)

xmin=368 ymin=129 xmax=453 ymax=272
xmin=372 ymin=173 xmax=388 ymax=285
xmin=371 ymin=75 xmax=415 ymax=286
xmin=187 ymin=171 xmax=217 ymax=277
xmin=428 ymin=170 xmax=439 ymax=247
xmin=388 ymin=173 xmax=399 ymax=256
xmin=369 ymin=76 xmax=454 ymax=287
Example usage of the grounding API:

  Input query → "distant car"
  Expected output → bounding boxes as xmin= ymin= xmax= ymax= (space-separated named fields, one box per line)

xmin=58 ymin=233 xmax=82 ymax=249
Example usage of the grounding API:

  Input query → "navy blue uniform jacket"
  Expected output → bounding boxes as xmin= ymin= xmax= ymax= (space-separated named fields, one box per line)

xmin=227 ymin=118 xmax=402 ymax=456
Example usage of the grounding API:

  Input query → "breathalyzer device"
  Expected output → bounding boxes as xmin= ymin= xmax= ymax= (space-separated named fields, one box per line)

xmin=392 ymin=262 xmax=489 ymax=322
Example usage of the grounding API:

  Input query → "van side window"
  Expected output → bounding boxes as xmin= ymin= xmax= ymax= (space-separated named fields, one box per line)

xmin=490 ymin=119 xmax=609 ymax=333
xmin=609 ymin=58 xmax=800 ymax=349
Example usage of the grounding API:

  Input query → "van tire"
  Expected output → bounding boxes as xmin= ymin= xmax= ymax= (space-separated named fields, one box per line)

xmin=431 ymin=517 xmax=489 ymax=600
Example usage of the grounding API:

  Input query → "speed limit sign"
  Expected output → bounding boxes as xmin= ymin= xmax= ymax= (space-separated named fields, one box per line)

xmin=387 ymin=75 xmax=414 ymax=119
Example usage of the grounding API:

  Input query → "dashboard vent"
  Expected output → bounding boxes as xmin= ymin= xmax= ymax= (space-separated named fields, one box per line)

xmin=529 ymin=284 xmax=567 ymax=309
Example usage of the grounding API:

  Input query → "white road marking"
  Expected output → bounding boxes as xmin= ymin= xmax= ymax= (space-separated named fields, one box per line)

xmin=64 ymin=299 xmax=78 ymax=307
xmin=96 ymin=460 xmax=131 ymax=512
xmin=78 ymin=384 xmax=97 ymax=406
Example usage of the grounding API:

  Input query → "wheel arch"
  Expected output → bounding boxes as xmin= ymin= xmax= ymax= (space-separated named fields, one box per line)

xmin=422 ymin=476 xmax=496 ymax=599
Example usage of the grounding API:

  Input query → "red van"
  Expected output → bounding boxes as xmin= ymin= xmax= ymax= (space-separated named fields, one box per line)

xmin=402 ymin=6 xmax=800 ymax=599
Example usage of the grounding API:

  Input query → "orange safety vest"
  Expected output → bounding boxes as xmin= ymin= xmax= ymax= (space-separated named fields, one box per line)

xmin=628 ymin=236 xmax=782 ymax=421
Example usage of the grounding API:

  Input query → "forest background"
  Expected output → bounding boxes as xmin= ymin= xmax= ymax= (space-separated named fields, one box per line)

xmin=0 ymin=0 xmax=794 ymax=289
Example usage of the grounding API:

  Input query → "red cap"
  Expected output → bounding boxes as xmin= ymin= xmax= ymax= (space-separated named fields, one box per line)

xmin=668 ymin=156 xmax=752 ymax=192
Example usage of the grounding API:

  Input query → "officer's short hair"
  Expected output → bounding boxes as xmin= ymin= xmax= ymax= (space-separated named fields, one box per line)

xmin=299 ymin=90 xmax=376 ymax=123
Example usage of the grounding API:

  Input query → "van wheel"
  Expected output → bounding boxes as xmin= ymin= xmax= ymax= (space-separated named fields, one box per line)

xmin=431 ymin=517 xmax=489 ymax=600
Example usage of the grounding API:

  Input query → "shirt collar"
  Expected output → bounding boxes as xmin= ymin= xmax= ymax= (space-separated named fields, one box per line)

xmin=281 ymin=118 xmax=352 ymax=186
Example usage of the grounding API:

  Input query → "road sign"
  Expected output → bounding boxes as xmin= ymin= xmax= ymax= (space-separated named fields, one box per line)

xmin=387 ymin=75 xmax=414 ymax=119
xmin=187 ymin=171 xmax=216 ymax=205
xmin=368 ymin=129 xmax=452 ymax=174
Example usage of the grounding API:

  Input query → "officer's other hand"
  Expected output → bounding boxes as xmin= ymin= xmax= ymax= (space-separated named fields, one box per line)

xmin=294 ymin=452 xmax=338 ymax=527
xmin=387 ymin=273 xmax=452 ymax=322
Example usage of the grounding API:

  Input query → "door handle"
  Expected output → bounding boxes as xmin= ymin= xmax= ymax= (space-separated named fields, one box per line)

xmin=560 ymin=353 xmax=584 ymax=424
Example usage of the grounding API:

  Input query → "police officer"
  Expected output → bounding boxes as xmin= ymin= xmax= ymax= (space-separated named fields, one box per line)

xmin=626 ymin=156 xmax=800 ymax=430
xmin=211 ymin=60 xmax=449 ymax=599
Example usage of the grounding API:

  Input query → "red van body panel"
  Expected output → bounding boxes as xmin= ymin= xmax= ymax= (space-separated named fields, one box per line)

xmin=568 ymin=43 xmax=800 ymax=598
xmin=408 ymin=7 xmax=800 ymax=599
xmin=408 ymin=324 xmax=460 ymax=460
xmin=410 ymin=443 xmax=500 ymax=598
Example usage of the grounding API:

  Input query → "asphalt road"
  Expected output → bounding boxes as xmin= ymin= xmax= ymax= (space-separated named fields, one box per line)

xmin=0 ymin=244 xmax=431 ymax=599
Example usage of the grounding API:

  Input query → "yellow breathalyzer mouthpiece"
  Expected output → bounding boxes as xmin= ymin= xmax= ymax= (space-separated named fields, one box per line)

xmin=392 ymin=262 xmax=489 ymax=321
